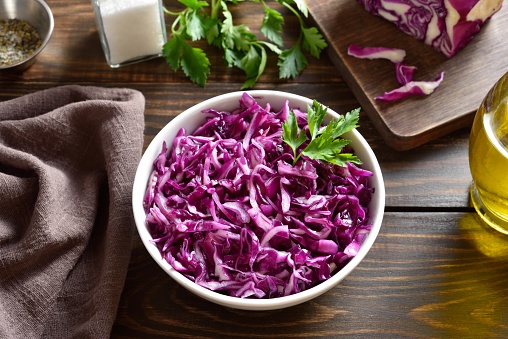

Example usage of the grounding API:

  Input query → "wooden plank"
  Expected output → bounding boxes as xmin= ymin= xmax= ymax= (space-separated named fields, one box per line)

xmin=307 ymin=1 xmax=508 ymax=151
xmin=111 ymin=212 xmax=508 ymax=338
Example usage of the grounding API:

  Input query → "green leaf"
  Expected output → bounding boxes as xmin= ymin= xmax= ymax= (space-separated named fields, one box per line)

xmin=302 ymin=137 xmax=350 ymax=161
xmin=281 ymin=101 xmax=362 ymax=167
xmin=162 ymin=36 xmax=184 ymax=71
xmin=262 ymin=41 xmax=282 ymax=55
xmin=203 ymin=16 xmax=220 ymax=46
xmin=220 ymin=11 xmax=237 ymax=50
xmin=221 ymin=11 xmax=251 ymax=52
xmin=185 ymin=10 xmax=205 ymax=41
xmin=239 ymin=45 xmax=263 ymax=89
xmin=282 ymin=110 xmax=307 ymax=161
xmin=327 ymin=153 xmax=362 ymax=167
xmin=292 ymin=0 xmax=309 ymax=17
xmin=261 ymin=6 xmax=284 ymax=46
xmin=223 ymin=48 xmax=239 ymax=67
xmin=309 ymin=147 xmax=361 ymax=167
xmin=329 ymin=108 xmax=361 ymax=139
xmin=163 ymin=34 xmax=210 ymax=87
xmin=178 ymin=0 xmax=208 ymax=10
xmin=302 ymin=26 xmax=328 ymax=58
xmin=278 ymin=44 xmax=307 ymax=79
xmin=180 ymin=39 xmax=210 ymax=87
xmin=307 ymin=100 xmax=327 ymax=139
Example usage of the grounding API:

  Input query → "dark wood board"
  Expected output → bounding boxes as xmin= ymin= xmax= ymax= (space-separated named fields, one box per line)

xmin=307 ymin=1 xmax=508 ymax=151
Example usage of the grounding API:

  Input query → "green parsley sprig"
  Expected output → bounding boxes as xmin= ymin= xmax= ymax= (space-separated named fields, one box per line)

xmin=162 ymin=0 xmax=327 ymax=89
xmin=282 ymin=101 xmax=362 ymax=167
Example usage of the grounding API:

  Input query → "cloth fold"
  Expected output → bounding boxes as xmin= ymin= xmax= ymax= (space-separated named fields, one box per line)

xmin=0 ymin=85 xmax=145 ymax=338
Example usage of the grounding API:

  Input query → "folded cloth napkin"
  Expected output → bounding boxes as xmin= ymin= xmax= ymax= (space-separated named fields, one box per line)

xmin=0 ymin=85 xmax=145 ymax=338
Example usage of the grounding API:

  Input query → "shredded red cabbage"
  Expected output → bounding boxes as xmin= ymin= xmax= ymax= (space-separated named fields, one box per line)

xmin=395 ymin=62 xmax=417 ymax=85
xmin=376 ymin=71 xmax=445 ymax=101
xmin=347 ymin=44 xmax=406 ymax=63
xmin=348 ymin=44 xmax=445 ymax=101
xmin=143 ymin=93 xmax=374 ymax=299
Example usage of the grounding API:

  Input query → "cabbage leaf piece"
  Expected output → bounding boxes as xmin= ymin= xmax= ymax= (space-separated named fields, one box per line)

xmin=375 ymin=71 xmax=445 ymax=101
xmin=347 ymin=45 xmax=406 ymax=63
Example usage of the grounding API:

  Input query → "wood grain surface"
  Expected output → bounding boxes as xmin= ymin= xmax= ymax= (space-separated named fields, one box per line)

xmin=307 ymin=1 xmax=508 ymax=151
xmin=111 ymin=212 xmax=508 ymax=339
xmin=2 ymin=0 xmax=507 ymax=338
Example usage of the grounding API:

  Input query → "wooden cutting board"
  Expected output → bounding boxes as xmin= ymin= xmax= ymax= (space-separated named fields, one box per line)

xmin=307 ymin=1 xmax=508 ymax=151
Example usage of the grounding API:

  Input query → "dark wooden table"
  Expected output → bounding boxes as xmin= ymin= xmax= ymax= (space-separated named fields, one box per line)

xmin=2 ymin=1 xmax=508 ymax=338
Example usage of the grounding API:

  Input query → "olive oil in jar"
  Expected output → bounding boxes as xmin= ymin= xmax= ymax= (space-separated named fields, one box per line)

xmin=469 ymin=75 xmax=508 ymax=234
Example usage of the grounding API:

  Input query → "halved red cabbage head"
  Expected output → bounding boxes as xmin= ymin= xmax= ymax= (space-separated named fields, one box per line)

xmin=356 ymin=0 xmax=503 ymax=57
xmin=143 ymin=93 xmax=375 ymax=299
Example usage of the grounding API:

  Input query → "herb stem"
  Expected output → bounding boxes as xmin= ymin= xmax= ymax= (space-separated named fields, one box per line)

xmin=293 ymin=153 xmax=302 ymax=166
xmin=211 ymin=0 xmax=221 ymax=19
xmin=281 ymin=1 xmax=304 ymax=43
xmin=170 ymin=14 xmax=182 ymax=35
xmin=281 ymin=1 xmax=302 ymax=23
xmin=162 ymin=7 xmax=180 ymax=16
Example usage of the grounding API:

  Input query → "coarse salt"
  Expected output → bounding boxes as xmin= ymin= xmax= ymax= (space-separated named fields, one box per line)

xmin=94 ymin=0 xmax=166 ymax=66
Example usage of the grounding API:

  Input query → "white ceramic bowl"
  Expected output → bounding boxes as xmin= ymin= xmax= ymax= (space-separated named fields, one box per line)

xmin=132 ymin=90 xmax=385 ymax=311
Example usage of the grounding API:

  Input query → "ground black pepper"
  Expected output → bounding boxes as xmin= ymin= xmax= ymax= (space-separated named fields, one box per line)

xmin=0 ymin=18 xmax=41 ymax=66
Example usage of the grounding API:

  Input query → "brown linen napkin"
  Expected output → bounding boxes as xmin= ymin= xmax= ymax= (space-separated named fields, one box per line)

xmin=0 ymin=85 xmax=145 ymax=338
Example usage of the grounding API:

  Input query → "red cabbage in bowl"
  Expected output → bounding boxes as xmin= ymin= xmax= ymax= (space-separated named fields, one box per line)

xmin=142 ymin=92 xmax=375 ymax=299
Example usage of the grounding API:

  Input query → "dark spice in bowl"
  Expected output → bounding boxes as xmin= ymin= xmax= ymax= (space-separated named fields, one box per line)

xmin=0 ymin=18 xmax=41 ymax=66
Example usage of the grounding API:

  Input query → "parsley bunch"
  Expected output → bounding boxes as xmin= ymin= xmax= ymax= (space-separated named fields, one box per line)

xmin=282 ymin=101 xmax=362 ymax=167
xmin=162 ymin=0 xmax=328 ymax=88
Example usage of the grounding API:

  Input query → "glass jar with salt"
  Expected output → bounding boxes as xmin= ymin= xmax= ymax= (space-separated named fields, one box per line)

xmin=92 ymin=0 xmax=166 ymax=67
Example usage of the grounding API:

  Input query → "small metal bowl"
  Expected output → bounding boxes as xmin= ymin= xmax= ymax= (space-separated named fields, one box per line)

xmin=0 ymin=0 xmax=54 ymax=72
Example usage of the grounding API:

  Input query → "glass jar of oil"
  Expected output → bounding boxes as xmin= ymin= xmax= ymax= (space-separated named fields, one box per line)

xmin=469 ymin=72 xmax=508 ymax=234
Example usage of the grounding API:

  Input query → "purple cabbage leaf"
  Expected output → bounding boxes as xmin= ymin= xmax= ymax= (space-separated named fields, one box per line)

xmin=347 ymin=44 xmax=406 ymax=63
xmin=376 ymin=71 xmax=445 ymax=101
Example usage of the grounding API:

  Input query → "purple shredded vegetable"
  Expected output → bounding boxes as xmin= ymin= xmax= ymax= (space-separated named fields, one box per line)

xmin=376 ymin=71 xmax=445 ymax=101
xmin=347 ymin=44 xmax=406 ymax=63
xmin=395 ymin=63 xmax=417 ymax=85
xmin=348 ymin=44 xmax=445 ymax=102
xmin=143 ymin=93 xmax=374 ymax=299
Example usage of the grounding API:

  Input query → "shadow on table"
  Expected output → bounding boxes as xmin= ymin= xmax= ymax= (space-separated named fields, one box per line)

xmin=460 ymin=212 xmax=508 ymax=259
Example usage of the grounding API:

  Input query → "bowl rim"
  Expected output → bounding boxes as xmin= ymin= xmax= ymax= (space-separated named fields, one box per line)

xmin=132 ymin=90 xmax=385 ymax=311
xmin=0 ymin=0 xmax=54 ymax=70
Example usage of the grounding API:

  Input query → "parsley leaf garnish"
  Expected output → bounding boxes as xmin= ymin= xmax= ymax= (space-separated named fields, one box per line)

xmin=282 ymin=101 xmax=362 ymax=167
xmin=163 ymin=35 xmax=210 ymax=87
xmin=281 ymin=108 xmax=307 ymax=161
xmin=162 ymin=0 xmax=327 ymax=88
xmin=278 ymin=44 xmax=307 ymax=79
